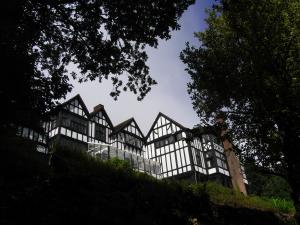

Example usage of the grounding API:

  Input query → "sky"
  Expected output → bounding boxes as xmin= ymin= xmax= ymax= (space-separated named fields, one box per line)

xmin=65 ymin=0 xmax=214 ymax=135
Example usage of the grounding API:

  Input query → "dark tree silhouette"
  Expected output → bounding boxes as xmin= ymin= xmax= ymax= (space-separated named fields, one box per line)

xmin=0 ymin=0 xmax=195 ymax=131
xmin=181 ymin=0 xmax=300 ymax=222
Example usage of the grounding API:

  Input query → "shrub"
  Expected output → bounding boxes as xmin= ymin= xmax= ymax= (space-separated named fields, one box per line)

xmin=190 ymin=181 xmax=295 ymax=215
xmin=106 ymin=157 xmax=132 ymax=172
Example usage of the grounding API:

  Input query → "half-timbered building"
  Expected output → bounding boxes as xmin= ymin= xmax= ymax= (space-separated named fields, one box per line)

xmin=34 ymin=95 xmax=160 ymax=178
xmin=110 ymin=118 xmax=145 ymax=156
xmin=145 ymin=112 xmax=232 ymax=186
xmin=40 ymin=95 xmax=114 ymax=152
xmin=16 ymin=95 xmax=247 ymax=187
xmin=89 ymin=104 xmax=114 ymax=145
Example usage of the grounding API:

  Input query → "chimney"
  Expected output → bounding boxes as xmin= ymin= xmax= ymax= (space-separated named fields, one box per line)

xmin=216 ymin=115 xmax=248 ymax=195
xmin=94 ymin=104 xmax=104 ymax=112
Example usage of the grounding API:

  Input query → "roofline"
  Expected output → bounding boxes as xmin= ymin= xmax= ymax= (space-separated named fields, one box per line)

xmin=58 ymin=94 xmax=90 ymax=118
xmin=57 ymin=95 xmax=115 ymax=129
xmin=145 ymin=112 xmax=188 ymax=139
xmin=111 ymin=117 xmax=145 ymax=138
xmin=89 ymin=107 xmax=114 ymax=129
xmin=114 ymin=117 xmax=134 ymax=129
xmin=131 ymin=117 xmax=145 ymax=138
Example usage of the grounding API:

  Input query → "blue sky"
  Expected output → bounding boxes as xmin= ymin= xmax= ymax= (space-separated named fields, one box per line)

xmin=65 ymin=0 xmax=214 ymax=134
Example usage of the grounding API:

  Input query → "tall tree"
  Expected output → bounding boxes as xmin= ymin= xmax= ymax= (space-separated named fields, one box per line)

xmin=244 ymin=161 xmax=292 ymax=201
xmin=180 ymin=0 xmax=300 ymax=222
xmin=0 ymin=0 xmax=194 ymax=131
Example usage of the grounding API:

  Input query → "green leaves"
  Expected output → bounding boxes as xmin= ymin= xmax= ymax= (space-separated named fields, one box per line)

xmin=181 ymin=1 xmax=300 ymax=219
xmin=1 ymin=0 xmax=195 ymax=130
xmin=44 ymin=0 xmax=195 ymax=100
xmin=181 ymin=0 xmax=300 ymax=165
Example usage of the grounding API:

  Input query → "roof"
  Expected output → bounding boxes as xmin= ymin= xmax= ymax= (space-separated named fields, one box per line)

xmin=145 ymin=112 xmax=189 ymax=139
xmin=56 ymin=94 xmax=90 ymax=118
xmin=111 ymin=117 xmax=145 ymax=138
xmin=89 ymin=105 xmax=114 ymax=129
xmin=113 ymin=117 xmax=134 ymax=133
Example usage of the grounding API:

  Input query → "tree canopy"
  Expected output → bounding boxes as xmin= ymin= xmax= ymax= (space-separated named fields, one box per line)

xmin=0 ymin=0 xmax=194 ymax=130
xmin=244 ymin=161 xmax=292 ymax=201
xmin=180 ymin=0 xmax=300 ymax=222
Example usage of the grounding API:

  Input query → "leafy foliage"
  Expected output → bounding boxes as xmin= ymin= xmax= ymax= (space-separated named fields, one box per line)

xmin=0 ymin=0 xmax=194 ymax=131
xmin=107 ymin=157 xmax=132 ymax=172
xmin=191 ymin=182 xmax=295 ymax=215
xmin=180 ymin=0 xmax=300 ymax=221
xmin=245 ymin=162 xmax=292 ymax=201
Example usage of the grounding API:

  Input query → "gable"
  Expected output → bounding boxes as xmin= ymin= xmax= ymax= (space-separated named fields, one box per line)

xmin=62 ymin=96 xmax=89 ymax=118
xmin=91 ymin=110 xmax=113 ymax=129
xmin=147 ymin=114 xmax=183 ymax=142
xmin=124 ymin=120 xmax=144 ymax=138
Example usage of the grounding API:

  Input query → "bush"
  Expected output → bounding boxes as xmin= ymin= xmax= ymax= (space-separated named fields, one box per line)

xmin=271 ymin=198 xmax=296 ymax=214
xmin=106 ymin=157 xmax=133 ymax=172
xmin=190 ymin=181 xmax=295 ymax=215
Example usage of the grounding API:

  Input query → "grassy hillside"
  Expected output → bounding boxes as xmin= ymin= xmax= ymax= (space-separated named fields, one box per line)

xmin=0 ymin=136 xmax=296 ymax=225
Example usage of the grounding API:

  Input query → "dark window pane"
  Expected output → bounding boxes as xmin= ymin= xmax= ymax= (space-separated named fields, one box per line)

xmin=95 ymin=124 xmax=106 ymax=142
xmin=154 ymin=135 xmax=175 ymax=149
xmin=70 ymin=120 xmax=87 ymax=134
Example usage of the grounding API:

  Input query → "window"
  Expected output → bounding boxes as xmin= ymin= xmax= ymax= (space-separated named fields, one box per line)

xmin=206 ymin=151 xmax=214 ymax=159
xmin=60 ymin=127 xmax=66 ymax=135
xmin=124 ymin=134 xmax=142 ymax=148
xmin=83 ymin=135 xmax=87 ymax=142
xmin=184 ymin=148 xmax=190 ymax=164
xmin=176 ymin=151 xmax=182 ymax=167
xmin=33 ymin=132 xmax=39 ymax=141
xmin=50 ymin=119 xmax=57 ymax=130
xmin=154 ymin=135 xmax=175 ymax=148
xmin=72 ymin=131 xmax=77 ymax=139
xmin=195 ymin=150 xmax=201 ymax=165
xmin=176 ymin=132 xmax=183 ymax=141
xmin=70 ymin=120 xmax=87 ymax=134
xmin=217 ymin=158 xmax=222 ymax=167
xmin=95 ymin=124 xmax=106 ymax=142
xmin=61 ymin=117 xmax=70 ymax=127
xmin=207 ymin=160 xmax=211 ymax=168
xmin=22 ymin=128 xmax=29 ymax=138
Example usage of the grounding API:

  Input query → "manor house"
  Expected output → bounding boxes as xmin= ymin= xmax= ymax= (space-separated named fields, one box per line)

xmin=18 ymin=94 xmax=248 ymax=193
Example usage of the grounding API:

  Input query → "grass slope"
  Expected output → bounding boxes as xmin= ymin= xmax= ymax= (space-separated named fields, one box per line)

xmin=0 ymin=136 xmax=296 ymax=225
